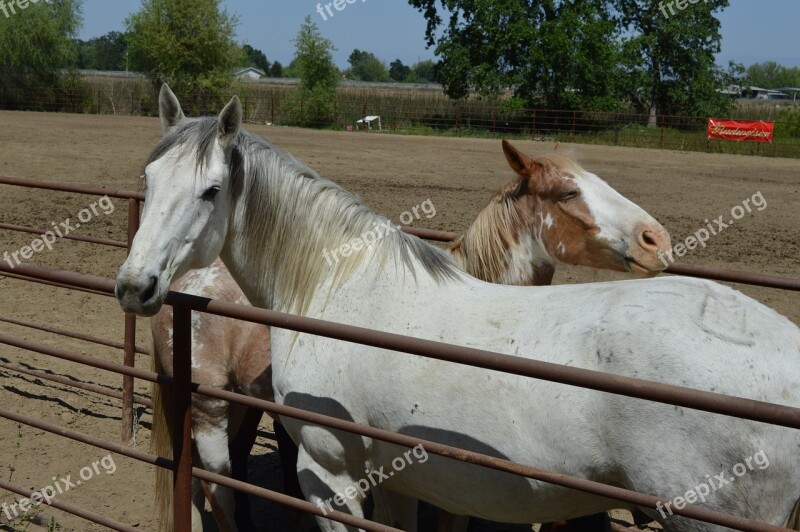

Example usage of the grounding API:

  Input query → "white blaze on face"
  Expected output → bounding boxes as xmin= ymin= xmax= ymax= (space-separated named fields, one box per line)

xmin=573 ymin=169 xmax=656 ymax=250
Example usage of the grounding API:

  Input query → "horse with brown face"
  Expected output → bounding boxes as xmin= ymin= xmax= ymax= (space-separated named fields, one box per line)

xmin=148 ymin=140 xmax=670 ymax=531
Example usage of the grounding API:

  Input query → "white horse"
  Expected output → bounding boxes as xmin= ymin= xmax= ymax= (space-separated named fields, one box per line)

xmin=148 ymin=136 xmax=670 ymax=531
xmin=117 ymin=86 xmax=800 ymax=532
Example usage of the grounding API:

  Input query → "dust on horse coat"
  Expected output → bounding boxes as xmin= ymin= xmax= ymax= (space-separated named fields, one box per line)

xmin=119 ymin=87 xmax=800 ymax=532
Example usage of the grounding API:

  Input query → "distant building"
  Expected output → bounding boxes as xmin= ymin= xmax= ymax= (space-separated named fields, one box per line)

xmin=775 ymin=87 xmax=800 ymax=103
xmin=741 ymin=86 xmax=790 ymax=100
xmin=233 ymin=67 xmax=266 ymax=81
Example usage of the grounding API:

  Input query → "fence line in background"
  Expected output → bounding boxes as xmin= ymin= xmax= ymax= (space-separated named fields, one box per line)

xmin=4 ymin=86 xmax=799 ymax=158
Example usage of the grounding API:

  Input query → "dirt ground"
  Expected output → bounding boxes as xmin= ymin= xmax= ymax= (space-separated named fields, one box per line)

xmin=0 ymin=111 xmax=797 ymax=532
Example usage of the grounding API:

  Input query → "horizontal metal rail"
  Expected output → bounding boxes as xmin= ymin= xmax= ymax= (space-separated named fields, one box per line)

xmin=0 ymin=175 xmax=145 ymax=201
xmin=3 ymin=261 xmax=799 ymax=430
xmin=0 ymin=344 xmax=786 ymax=531
xmin=0 ymin=477 xmax=139 ymax=532
xmin=0 ymin=332 xmax=164 ymax=386
xmin=0 ymin=176 xmax=796 ymax=291
xmin=0 ymin=406 xmax=402 ymax=532
xmin=0 ymin=222 xmax=127 ymax=248
xmin=0 ymin=270 xmax=111 ymax=297
xmin=0 ymin=316 xmax=149 ymax=355
xmin=665 ymin=262 xmax=800 ymax=291
xmin=192 ymin=382 xmax=788 ymax=532
xmin=399 ymin=226 xmax=800 ymax=291
xmin=0 ymin=360 xmax=151 ymax=409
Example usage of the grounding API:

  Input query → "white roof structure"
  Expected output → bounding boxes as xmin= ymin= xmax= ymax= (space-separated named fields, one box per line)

xmin=356 ymin=115 xmax=382 ymax=131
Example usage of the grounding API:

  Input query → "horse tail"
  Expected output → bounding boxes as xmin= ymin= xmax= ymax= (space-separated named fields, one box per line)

xmin=786 ymin=496 xmax=800 ymax=530
xmin=150 ymin=334 xmax=174 ymax=532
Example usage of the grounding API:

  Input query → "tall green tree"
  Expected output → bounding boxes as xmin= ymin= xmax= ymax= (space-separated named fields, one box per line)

xmin=410 ymin=60 xmax=439 ymax=83
xmin=292 ymin=16 xmax=339 ymax=126
xmin=0 ymin=0 xmax=83 ymax=109
xmin=746 ymin=61 xmax=800 ymax=89
xmin=347 ymin=49 xmax=390 ymax=82
xmin=389 ymin=59 xmax=411 ymax=82
xmin=407 ymin=0 xmax=622 ymax=110
xmin=269 ymin=60 xmax=284 ymax=78
xmin=242 ymin=44 xmax=270 ymax=73
xmin=126 ymin=0 xmax=243 ymax=113
xmin=76 ymin=31 xmax=129 ymax=71
xmin=616 ymin=0 xmax=732 ymax=118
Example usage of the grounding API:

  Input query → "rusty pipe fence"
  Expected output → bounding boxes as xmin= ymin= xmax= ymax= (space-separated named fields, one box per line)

xmin=0 ymin=176 xmax=146 ymax=443
xmin=0 ymin=175 xmax=799 ymax=531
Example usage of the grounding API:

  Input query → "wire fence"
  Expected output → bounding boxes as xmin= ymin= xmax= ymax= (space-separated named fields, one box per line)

xmin=4 ymin=84 xmax=800 ymax=158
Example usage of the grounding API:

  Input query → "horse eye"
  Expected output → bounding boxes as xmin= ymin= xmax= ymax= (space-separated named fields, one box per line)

xmin=559 ymin=191 xmax=579 ymax=202
xmin=202 ymin=186 xmax=221 ymax=201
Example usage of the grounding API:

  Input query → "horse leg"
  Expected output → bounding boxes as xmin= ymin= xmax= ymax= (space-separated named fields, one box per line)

xmin=229 ymin=405 xmax=262 ymax=531
xmin=437 ymin=510 xmax=470 ymax=532
xmin=371 ymin=486 xmax=418 ymax=531
xmin=296 ymin=444 xmax=366 ymax=532
xmin=193 ymin=398 xmax=238 ymax=532
xmin=190 ymin=477 xmax=205 ymax=532
xmin=272 ymin=420 xmax=319 ymax=530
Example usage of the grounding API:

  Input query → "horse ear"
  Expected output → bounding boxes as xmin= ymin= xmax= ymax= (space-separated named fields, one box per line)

xmin=554 ymin=142 xmax=562 ymax=152
xmin=218 ymin=95 xmax=242 ymax=148
xmin=502 ymin=140 xmax=532 ymax=176
xmin=158 ymin=84 xmax=185 ymax=134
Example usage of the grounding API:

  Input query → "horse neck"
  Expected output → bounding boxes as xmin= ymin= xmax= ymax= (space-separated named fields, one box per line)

xmin=220 ymin=144 xmax=455 ymax=314
xmin=449 ymin=193 xmax=555 ymax=286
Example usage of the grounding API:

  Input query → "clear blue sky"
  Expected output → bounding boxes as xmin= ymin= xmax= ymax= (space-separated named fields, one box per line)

xmin=77 ymin=1 xmax=800 ymax=69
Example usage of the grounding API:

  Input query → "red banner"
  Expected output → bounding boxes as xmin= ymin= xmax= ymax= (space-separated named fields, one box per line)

xmin=707 ymin=118 xmax=774 ymax=143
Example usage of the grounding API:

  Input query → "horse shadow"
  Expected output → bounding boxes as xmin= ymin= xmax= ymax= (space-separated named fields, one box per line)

xmin=235 ymin=392 xmax=534 ymax=531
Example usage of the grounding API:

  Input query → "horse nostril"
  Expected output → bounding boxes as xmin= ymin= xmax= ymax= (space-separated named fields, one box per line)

xmin=641 ymin=230 xmax=658 ymax=249
xmin=142 ymin=276 xmax=158 ymax=303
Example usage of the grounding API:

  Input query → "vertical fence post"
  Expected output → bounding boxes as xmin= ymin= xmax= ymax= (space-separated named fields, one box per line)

xmin=172 ymin=303 xmax=193 ymax=532
xmin=121 ymin=198 xmax=140 ymax=444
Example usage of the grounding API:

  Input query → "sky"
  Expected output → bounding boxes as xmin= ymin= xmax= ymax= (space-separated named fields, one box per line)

xmin=77 ymin=1 xmax=800 ymax=70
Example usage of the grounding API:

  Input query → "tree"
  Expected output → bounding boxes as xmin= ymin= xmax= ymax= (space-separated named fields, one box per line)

xmin=269 ymin=60 xmax=284 ymax=78
xmin=616 ymin=0 xmax=733 ymax=118
xmin=746 ymin=62 xmax=800 ymax=89
xmin=389 ymin=59 xmax=411 ymax=82
xmin=242 ymin=44 xmax=270 ymax=73
xmin=76 ymin=31 xmax=129 ymax=71
xmin=410 ymin=60 xmax=438 ymax=83
xmin=126 ymin=0 xmax=243 ymax=113
xmin=407 ymin=0 xmax=622 ymax=110
xmin=347 ymin=49 xmax=390 ymax=82
xmin=292 ymin=16 xmax=339 ymax=126
xmin=0 ymin=0 xmax=83 ymax=109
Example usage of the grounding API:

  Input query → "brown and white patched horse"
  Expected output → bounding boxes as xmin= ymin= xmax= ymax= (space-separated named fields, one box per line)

xmin=148 ymin=138 xmax=670 ymax=531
